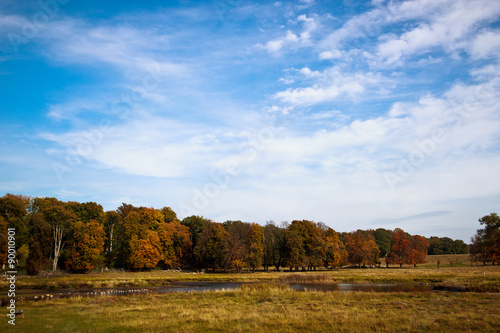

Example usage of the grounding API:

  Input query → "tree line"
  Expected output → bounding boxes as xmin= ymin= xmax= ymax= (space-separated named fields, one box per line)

xmin=470 ymin=213 xmax=500 ymax=265
xmin=0 ymin=194 xmax=486 ymax=274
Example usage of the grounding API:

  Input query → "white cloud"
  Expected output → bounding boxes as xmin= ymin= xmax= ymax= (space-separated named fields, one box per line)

xmin=41 ymin=116 xmax=227 ymax=178
xmin=376 ymin=0 xmax=500 ymax=65
xmin=274 ymin=67 xmax=384 ymax=105
xmin=40 ymin=19 xmax=187 ymax=79
xmin=257 ymin=14 xmax=318 ymax=55
xmin=309 ymin=110 xmax=346 ymax=120
xmin=319 ymin=49 xmax=343 ymax=60
xmin=319 ymin=0 xmax=500 ymax=67
xmin=469 ymin=29 xmax=500 ymax=59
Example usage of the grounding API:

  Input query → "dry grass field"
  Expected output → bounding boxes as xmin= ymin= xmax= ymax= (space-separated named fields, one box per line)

xmin=2 ymin=284 xmax=500 ymax=332
xmin=1 ymin=255 xmax=499 ymax=332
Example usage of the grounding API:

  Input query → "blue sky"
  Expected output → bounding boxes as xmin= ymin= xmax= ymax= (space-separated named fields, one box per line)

xmin=1 ymin=0 xmax=500 ymax=241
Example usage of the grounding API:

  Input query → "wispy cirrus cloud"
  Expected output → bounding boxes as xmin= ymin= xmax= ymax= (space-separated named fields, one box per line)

xmin=1 ymin=0 xmax=500 ymax=241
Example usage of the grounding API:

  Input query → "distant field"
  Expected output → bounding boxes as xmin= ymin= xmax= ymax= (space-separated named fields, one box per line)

xmin=379 ymin=254 xmax=472 ymax=267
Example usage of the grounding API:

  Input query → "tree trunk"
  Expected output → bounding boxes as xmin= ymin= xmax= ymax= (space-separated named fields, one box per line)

xmin=109 ymin=224 xmax=114 ymax=254
xmin=52 ymin=223 xmax=64 ymax=271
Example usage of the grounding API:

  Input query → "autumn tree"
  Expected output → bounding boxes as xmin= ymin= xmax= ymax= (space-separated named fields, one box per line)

xmin=387 ymin=228 xmax=414 ymax=267
xmin=127 ymin=230 xmax=163 ymax=270
xmin=25 ymin=212 xmax=51 ymax=275
xmin=33 ymin=197 xmax=77 ymax=271
xmin=324 ymin=228 xmax=347 ymax=268
xmin=194 ymin=222 xmax=231 ymax=271
xmin=345 ymin=230 xmax=380 ymax=267
xmin=157 ymin=221 xmax=192 ymax=268
xmin=246 ymin=223 xmax=264 ymax=272
xmin=224 ymin=220 xmax=251 ymax=272
xmin=282 ymin=229 xmax=305 ymax=270
xmin=412 ymin=235 xmax=430 ymax=266
xmin=139 ymin=207 xmax=164 ymax=230
xmin=287 ymin=220 xmax=325 ymax=270
xmin=66 ymin=201 xmax=105 ymax=224
xmin=117 ymin=203 xmax=140 ymax=218
xmin=66 ymin=220 xmax=106 ymax=272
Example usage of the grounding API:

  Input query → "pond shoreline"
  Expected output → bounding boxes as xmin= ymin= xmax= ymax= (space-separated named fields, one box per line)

xmin=0 ymin=281 xmax=466 ymax=306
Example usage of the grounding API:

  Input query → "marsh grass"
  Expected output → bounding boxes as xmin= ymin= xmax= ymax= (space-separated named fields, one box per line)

xmin=3 ymin=288 xmax=500 ymax=332
xmin=279 ymin=273 xmax=331 ymax=283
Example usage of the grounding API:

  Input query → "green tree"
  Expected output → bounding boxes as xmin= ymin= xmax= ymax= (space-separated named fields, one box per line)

xmin=0 ymin=216 xmax=8 ymax=268
xmin=470 ymin=213 xmax=500 ymax=264
xmin=372 ymin=228 xmax=393 ymax=257
xmin=0 ymin=194 xmax=30 ymax=250
xmin=34 ymin=197 xmax=78 ymax=271
xmin=194 ymin=222 xmax=231 ymax=271
xmin=103 ymin=211 xmax=121 ymax=266
xmin=161 ymin=206 xmax=178 ymax=223
xmin=26 ymin=212 xmax=52 ymax=275
xmin=263 ymin=221 xmax=285 ymax=271
xmin=181 ymin=215 xmax=211 ymax=267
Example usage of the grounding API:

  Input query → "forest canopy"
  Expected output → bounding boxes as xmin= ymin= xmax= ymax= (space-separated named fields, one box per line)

xmin=0 ymin=194 xmax=487 ymax=274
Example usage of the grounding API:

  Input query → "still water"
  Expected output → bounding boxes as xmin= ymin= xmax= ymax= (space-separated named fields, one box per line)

xmin=2 ymin=281 xmax=433 ymax=306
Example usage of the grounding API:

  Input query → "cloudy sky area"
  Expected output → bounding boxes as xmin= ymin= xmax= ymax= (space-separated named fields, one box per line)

xmin=1 ymin=0 xmax=500 ymax=241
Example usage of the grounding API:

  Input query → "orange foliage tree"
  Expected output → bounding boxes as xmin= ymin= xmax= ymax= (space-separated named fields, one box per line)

xmin=386 ymin=228 xmax=429 ymax=267
xmin=246 ymin=223 xmax=264 ymax=272
xmin=324 ymin=228 xmax=347 ymax=268
xmin=157 ymin=221 xmax=192 ymax=268
xmin=412 ymin=235 xmax=430 ymax=266
xmin=65 ymin=220 xmax=106 ymax=272
xmin=345 ymin=230 xmax=380 ymax=267
xmin=127 ymin=231 xmax=163 ymax=270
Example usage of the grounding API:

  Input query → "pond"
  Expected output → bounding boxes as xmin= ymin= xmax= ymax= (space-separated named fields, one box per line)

xmin=1 ymin=281 xmax=434 ymax=306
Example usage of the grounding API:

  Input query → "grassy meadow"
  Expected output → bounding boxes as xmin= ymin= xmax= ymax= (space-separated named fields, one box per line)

xmin=1 ymin=255 xmax=500 ymax=332
xmin=2 ymin=284 xmax=500 ymax=332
